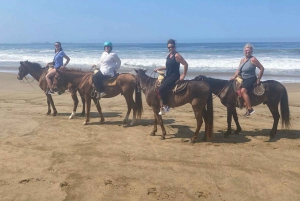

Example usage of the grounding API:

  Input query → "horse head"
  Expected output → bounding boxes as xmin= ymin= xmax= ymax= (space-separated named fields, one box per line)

xmin=17 ymin=61 xmax=29 ymax=80
xmin=134 ymin=68 xmax=149 ymax=90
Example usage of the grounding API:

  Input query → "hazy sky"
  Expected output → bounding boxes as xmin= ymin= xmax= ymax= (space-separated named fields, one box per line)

xmin=1 ymin=0 xmax=300 ymax=43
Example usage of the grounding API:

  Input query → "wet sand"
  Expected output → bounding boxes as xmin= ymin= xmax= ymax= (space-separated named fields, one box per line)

xmin=0 ymin=72 xmax=300 ymax=201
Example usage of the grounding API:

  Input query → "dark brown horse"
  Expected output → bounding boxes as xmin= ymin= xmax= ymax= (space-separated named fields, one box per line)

xmin=134 ymin=69 xmax=213 ymax=142
xmin=195 ymin=75 xmax=291 ymax=138
xmin=52 ymin=69 xmax=143 ymax=125
xmin=17 ymin=61 xmax=85 ymax=117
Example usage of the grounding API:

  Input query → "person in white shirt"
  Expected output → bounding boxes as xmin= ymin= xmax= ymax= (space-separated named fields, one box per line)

xmin=92 ymin=41 xmax=121 ymax=98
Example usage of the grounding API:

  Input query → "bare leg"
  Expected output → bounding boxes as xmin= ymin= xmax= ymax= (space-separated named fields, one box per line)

xmin=45 ymin=68 xmax=57 ymax=91
xmin=241 ymin=88 xmax=252 ymax=110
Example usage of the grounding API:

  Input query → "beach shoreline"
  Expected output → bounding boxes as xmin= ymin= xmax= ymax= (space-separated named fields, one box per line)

xmin=0 ymin=72 xmax=300 ymax=200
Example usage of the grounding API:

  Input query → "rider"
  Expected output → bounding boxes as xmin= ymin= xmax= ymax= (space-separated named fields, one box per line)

xmin=46 ymin=42 xmax=70 ymax=94
xmin=92 ymin=41 xmax=121 ymax=99
xmin=230 ymin=43 xmax=264 ymax=117
xmin=154 ymin=39 xmax=188 ymax=115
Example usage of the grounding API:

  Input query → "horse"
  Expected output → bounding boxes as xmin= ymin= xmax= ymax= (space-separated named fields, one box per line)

xmin=195 ymin=75 xmax=291 ymax=138
xmin=17 ymin=61 xmax=85 ymax=117
xmin=52 ymin=69 xmax=143 ymax=125
xmin=134 ymin=69 xmax=213 ymax=142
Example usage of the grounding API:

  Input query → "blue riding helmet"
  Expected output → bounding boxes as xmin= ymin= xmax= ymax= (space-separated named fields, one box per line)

xmin=103 ymin=41 xmax=113 ymax=50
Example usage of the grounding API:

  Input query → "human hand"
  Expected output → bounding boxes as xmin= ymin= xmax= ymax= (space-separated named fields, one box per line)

xmin=153 ymin=68 xmax=158 ymax=72
xmin=180 ymin=74 xmax=185 ymax=80
xmin=256 ymin=79 xmax=261 ymax=85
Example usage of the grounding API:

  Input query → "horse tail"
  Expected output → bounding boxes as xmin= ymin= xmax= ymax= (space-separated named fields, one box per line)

xmin=135 ymin=84 xmax=143 ymax=119
xmin=280 ymin=86 xmax=291 ymax=129
xmin=206 ymin=89 xmax=214 ymax=140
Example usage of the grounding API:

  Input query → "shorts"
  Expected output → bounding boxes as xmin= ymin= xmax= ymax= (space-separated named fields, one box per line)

xmin=241 ymin=76 xmax=256 ymax=90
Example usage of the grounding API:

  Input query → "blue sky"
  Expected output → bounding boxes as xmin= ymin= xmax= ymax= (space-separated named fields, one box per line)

xmin=1 ymin=0 xmax=300 ymax=43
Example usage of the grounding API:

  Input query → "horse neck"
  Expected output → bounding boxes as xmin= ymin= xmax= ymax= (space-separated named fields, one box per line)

xmin=27 ymin=66 xmax=45 ymax=81
xmin=205 ymin=78 xmax=229 ymax=95
xmin=139 ymin=73 xmax=156 ymax=93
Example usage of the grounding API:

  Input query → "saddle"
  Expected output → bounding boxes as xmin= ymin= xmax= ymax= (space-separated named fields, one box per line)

xmin=93 ymin=68 xmax=118 ymax=86
xmin=156 ymin=71 xmax=188 ymax=93
xmin=233 ymin=76 xmax=266 ymax=109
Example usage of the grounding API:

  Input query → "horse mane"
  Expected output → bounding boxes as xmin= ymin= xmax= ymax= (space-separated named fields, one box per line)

xmin=23 ymin=61 xmax=43 ymax=69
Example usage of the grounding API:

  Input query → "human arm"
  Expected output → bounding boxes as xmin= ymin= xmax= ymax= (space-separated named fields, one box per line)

xmin=61 ymin=55 xmax=70 ymax=69
xmin=251 ymin=57 xmax=264 ymax=84
xmin=154 ymin=66 xmax=167 ymax=72
xmin=230 ymin=59 xmax=243 ymax=80
xmin=113 ymin=53 xmax=121 ymax=73
xmin=175 ymin=53 xmax=188 ymax=80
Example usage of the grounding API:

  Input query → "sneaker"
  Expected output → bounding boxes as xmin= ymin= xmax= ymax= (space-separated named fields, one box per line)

xmin=47 ymin=90 xmax=54 ymax=95
xmin=99 ymin=92 xmax=106 ymax=98
xmin=158 ymin=106 xmax=170 ymax=115
xmin=96 ymin=92 xmax=106 ymax=99
xmin=248 ymin=108 xmax=255 ymax=115
xmin=244 ymin=108 xmax=255 ymax=117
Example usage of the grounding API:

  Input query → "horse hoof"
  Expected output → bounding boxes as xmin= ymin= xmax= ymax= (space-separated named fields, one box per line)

xmin=150 ymin=132 xmax=156 ymax=136
xmin=83 ymin=122 xmax=88 ymax=125
xmin=160 ymin=136 xmax=165 ymax=140
xmin=99 ymin=121 xmax=104 ymax=125
xmin=69 ymin=116 xmax=73 ymax=119
xmin=189 ymin=139 xmax=196 ymax=143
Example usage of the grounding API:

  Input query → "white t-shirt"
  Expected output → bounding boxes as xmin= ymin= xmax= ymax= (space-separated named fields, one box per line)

xmin=98 ymin=51 xmax=121 ymax=76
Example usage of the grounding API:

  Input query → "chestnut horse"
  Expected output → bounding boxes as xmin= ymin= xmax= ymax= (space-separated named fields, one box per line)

xmin=195 ymin=75 xmax=290 ymax=139
xmin=52 ymin=69 xmax=143 ymax=125
xmin=134 ymin=69 xmax=213 ymax=142
xmin=17 ymin=61 xmax=85 ymax=117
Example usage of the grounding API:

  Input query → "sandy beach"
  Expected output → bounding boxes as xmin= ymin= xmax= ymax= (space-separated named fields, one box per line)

xmin=0 ymin=71 xmax=300 ymax=201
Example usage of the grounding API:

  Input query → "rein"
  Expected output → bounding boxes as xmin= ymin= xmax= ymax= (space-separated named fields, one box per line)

xmin=136 ymin=71 xmax=155 ymax=91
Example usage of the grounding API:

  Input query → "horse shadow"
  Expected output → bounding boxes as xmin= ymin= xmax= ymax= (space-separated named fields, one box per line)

xmin=240 ymin=129 xmax=300 ymax=142
xmin=166 ymin=125 xmax=251 ymax=143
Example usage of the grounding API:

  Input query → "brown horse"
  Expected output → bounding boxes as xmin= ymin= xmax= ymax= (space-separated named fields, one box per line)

xmin=134 ymin=69 xmax=213 ymax=142
xmin=17 ymin=61 xmax=85 ymax=117
xmin=52 ymin=69 xmax=143 ymax=125
xmin=195 ymin=75 xmax=291 ymax=138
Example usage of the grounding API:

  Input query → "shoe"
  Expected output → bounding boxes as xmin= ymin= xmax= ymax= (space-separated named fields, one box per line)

xmin=99 ymin=92 xmax=106 ymax=98
xmin=248 ymin=108 xmax=255 ymax=115
xmin=47 ymin=90 xmax=54 ymax=95
xmin=244 ymin=108 xmax=255 ymax=117
xmin=158 ymin=106 xmax=169 ymax=115
xmin=96 ymin=92 xmax=106 ymax=99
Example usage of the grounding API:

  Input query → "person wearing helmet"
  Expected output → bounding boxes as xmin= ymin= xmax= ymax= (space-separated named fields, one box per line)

xmin=92 ymin=41 xmax=121 ymax=98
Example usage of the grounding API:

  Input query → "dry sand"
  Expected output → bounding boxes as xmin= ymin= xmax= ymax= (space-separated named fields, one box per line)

xmin=0 ymin=72 xmax=300 ymax=201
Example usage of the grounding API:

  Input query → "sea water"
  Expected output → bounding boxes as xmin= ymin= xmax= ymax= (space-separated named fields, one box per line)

xmin=1 ymin=42 xmax=299 ymax=83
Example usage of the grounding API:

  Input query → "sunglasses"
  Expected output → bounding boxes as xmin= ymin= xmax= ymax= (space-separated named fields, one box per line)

xmin=168 ymin=46 xmax=174 ymax=49
xmin=55 ymin=45 xmax=60 ymax=47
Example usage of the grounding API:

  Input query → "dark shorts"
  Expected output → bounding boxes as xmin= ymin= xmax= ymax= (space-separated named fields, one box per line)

xmin=241 ymin=76 xmax=257 ymax=90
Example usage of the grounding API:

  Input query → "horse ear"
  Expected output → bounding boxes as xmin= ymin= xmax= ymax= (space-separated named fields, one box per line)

xmin=134 ymin=69 xmax=138 ymax=73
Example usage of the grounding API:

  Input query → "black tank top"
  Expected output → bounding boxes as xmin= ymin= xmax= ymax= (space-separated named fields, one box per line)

xmin=166 ymin=52 xmax=180 ymax=78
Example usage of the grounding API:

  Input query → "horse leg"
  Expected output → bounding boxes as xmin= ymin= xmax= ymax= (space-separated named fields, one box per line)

xmin=69 ymin=92 xmax=79 ymax=119
xmin=83 ymin=96 xmax=91 ymax=125
xmin=47 ymin=94 xmax=57 ymax=116
xmin=93 ymin=98 xmax=104 ymax=124
xmin=123 ymin=95 xmax=135 ymax=126
xmin=153 ymin=106 xmax=166 ymax=140
xmin=150 ymin=113 xmax=158 ymax=136
xmin=232 ymin=109 xmax=242 ymax=134
xmin=191 ymin=105 xmax=204 ymax=143
xmin=80 ymin=93 xmax=86 ymax=116
xmin=224 ymin=108 xmax=233 ymax=137
xmin=46 ymin=95 xmax=51 ymax=115
xmin=266 ymin=102 xmax=280 ymax=138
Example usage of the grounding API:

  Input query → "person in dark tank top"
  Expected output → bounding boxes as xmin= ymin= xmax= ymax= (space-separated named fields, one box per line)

xmin=154 ymin=39 xmax=188 ymax=115
xmin=230 ymin=43 xmax=265 ymax=117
